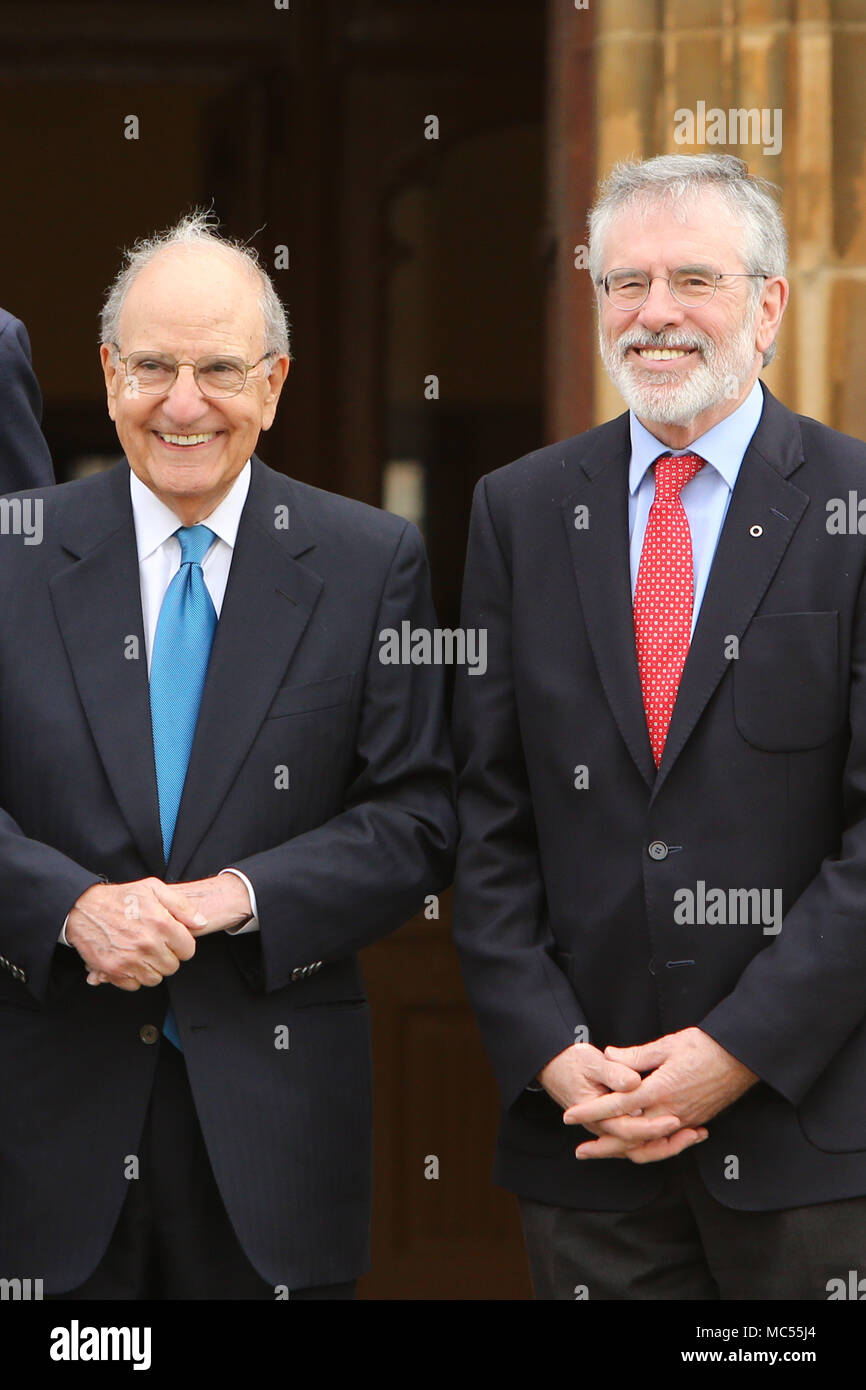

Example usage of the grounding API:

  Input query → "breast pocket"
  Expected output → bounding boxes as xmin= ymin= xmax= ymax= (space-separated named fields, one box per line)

xmin=265 ymin=672 xmax=356 ymax=720
xmin=733 ymin=612 xmax=840 ymax=751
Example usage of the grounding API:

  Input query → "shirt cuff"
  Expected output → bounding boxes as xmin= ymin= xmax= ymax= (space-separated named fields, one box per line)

xmin=218 ymin=869 xmax=260 ymax=934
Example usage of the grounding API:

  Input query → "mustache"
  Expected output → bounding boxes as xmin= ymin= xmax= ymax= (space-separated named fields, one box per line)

xmin=611 ymin=329 xmax=714 ymax=360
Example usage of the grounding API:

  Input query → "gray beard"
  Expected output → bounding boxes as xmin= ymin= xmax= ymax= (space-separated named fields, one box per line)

xmin=599 ymin=314 xmax=759 ymax=427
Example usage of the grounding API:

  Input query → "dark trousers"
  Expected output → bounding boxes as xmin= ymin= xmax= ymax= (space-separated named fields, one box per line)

xmin=519 ymin=1151 xmax=866 ymax=1300
xmin=48 ymin=1039 xmax=355 ymax=1301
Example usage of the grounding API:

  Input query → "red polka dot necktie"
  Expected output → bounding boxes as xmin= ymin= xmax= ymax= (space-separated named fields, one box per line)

xmin=633 ymin=452 xmax=706 ymax=767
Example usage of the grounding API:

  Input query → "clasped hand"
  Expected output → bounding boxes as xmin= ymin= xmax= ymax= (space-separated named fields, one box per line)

xmin=65 ymin=875 xmax=253 ymax=991
xmin=538 ymin=1030 xmax=758 ymax=1165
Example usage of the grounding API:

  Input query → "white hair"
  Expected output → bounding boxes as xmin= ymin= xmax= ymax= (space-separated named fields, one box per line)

xmin=99 ymin=208 xmax=290 ymax=358
xmin=588 ymin=154 xmax=787 ymax=366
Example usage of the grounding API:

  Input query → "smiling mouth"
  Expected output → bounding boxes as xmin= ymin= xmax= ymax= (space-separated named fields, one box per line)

xmin=630 ymin=347 xmax=697 ymax=362
xmin=154 ymin=431 xmax=220 ymax=448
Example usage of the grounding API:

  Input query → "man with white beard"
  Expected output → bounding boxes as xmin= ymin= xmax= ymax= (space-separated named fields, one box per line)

xmin=453 ymin=153 xmax=866 ymax=1298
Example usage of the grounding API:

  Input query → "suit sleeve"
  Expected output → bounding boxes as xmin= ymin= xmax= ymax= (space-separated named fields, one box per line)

xmin=451 ymin=476 xmax=584 ymax=1110
xmin=0 ymin=313 xmax=54 ymax=492
xmin=229 ymin=520 xmax=457 ymax=992
xmin=701 ymin=561 xmax=866 ymax=1106
xmin=0 ymin=807 xmax=103 ymax=1001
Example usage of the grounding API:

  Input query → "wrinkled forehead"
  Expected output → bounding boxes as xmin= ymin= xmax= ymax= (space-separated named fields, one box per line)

xmin=118 ymin=246 xmax=265 ymax=352
xmin=600 ymin=189 xmax=748 ymax=269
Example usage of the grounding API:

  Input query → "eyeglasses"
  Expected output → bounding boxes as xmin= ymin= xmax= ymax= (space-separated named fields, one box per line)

xmin=113 ymin=347 xmax=276 ymax=398
xmin=598 ymin=268 xmax=769 ymax=310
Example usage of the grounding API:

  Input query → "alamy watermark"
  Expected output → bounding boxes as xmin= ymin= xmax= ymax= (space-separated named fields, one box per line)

xmin=826 ymin=492 xmax=866 ymax=534
xmin=378 ymin=621 xmax=487 ymax=675
xmin=0 ymin=496 xmax=42 ymax=545
xmin=0 ymin=1276 xmax=43 ymax=1299
xmin=674 ymin=101 xmax=782 ymax=157
xmin=673 ymin=881 xmax=782 ymax=935
xmin=49 ymin=1320 xmax=151 ymax=1370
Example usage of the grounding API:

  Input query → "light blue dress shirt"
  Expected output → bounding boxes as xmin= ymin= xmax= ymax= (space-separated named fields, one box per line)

xmin=628 ymin=379 xmax=765 ymax=637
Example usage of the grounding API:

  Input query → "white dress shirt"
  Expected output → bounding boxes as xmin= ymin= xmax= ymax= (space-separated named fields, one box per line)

xmin=60 ymin=462 xmax=259 ymax=944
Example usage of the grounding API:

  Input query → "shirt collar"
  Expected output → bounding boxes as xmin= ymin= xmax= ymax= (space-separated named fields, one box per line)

xmin=628 ymin=378 xmax=764 ymax=496
xmin=130 ymin=460 xmax=251 ymax=562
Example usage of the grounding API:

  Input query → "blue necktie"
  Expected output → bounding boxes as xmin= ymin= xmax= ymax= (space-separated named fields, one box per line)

xmin=150 ymin=525 xmax=217 ymax=1048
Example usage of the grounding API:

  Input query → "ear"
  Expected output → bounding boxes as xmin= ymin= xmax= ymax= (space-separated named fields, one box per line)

xmin=260 ymin=354 xmax=291 ymax=432
xmin=755 ymin=276 xmax=789 ymax=357
xmin=100 ymin=343 xmax=120 ymax=422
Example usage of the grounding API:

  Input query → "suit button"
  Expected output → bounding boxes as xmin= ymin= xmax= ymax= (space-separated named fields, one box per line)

xmin=139 ymin=1024 xmax=160 ymax=1045
xmin=648 ymin=840 xmax=669 ymax=861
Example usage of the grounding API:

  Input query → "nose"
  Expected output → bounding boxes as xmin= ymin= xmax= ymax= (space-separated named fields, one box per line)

xmin=161 ymin=363 xmax=212 ymax=426
xmin=635 ymin=277 xmax=687 ymax=334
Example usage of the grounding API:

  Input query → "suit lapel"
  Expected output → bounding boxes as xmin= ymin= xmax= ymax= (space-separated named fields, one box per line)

xmin=50 ymin=461 xmax=166 ymax=873
xmin=562 ymin=413 xmax=657 ymax=788
xmin=166 ymin=457 xmax=322 ymax=878
xmin=652 ymin=386 xmax=808 ymax=799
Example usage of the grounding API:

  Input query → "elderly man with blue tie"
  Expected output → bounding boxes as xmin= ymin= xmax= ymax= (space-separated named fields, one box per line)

xmin=0 ymin=212 xmax=456 ymax=1299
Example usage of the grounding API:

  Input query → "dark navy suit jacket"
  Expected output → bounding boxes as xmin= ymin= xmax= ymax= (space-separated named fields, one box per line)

xmin=454 ymin=384 xmax=866 ymax=1213
xmin=0 ymin=455 xmax=456 ymax=1291
xmin=0 ymin=308 xmax=53 ymax=491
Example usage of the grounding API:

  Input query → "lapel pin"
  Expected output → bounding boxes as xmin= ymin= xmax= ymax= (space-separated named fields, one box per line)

xmin=749 ymin=525 xmax=763 ymax=537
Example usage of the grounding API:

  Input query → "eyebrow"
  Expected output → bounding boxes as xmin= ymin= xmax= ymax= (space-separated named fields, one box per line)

xmin=608 ymin=264 xmax=722 ymax=275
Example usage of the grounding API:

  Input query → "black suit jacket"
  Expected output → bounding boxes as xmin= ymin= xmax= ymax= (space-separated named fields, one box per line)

xmin=0 ymin=456 xmax=456 ymax=1292
xmin=453 ymin=383 xmax=866 ymax=1212
xmin=0 ymin=308 xmax=53 ymax=491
